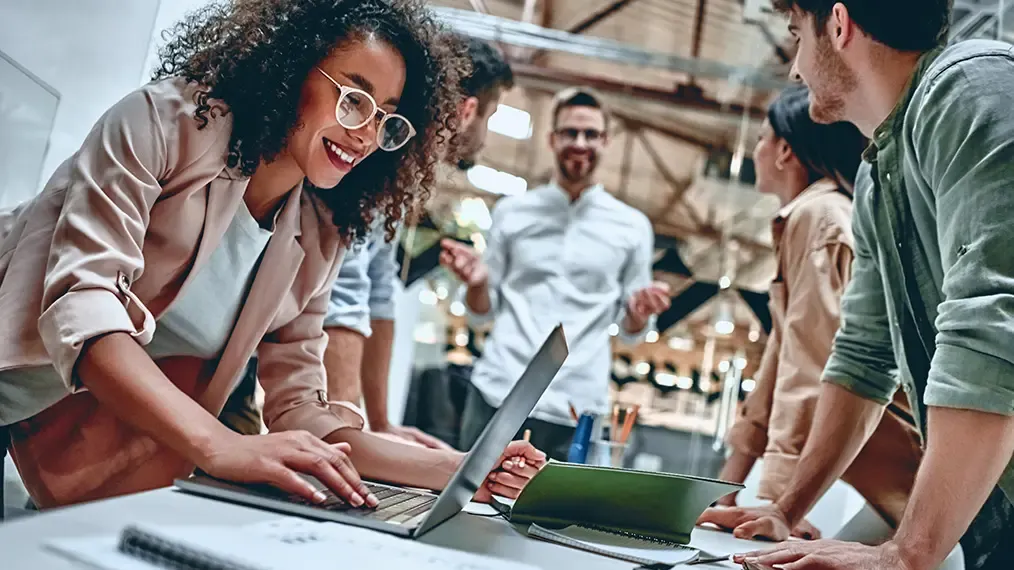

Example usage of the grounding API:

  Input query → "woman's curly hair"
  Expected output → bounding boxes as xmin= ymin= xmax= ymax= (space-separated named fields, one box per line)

xmin=154 ymin=0 xmax=468 ymax=244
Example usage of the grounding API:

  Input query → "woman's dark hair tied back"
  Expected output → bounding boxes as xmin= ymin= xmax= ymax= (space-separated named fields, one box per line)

xmin=768 ymin=85 xmax=867 ymax=188
xmin=155 ymin=0 xmax=471 ymax=244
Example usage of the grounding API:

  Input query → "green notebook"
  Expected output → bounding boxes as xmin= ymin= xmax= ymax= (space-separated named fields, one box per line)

xmin=501 ymin=462 xmax=743 ymax=545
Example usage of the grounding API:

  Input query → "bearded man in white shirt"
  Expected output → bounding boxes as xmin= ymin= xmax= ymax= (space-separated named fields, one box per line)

xmin=441 ymin=88 xmax=671 ymax=460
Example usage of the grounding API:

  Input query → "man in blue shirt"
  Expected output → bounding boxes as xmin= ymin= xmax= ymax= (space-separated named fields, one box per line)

xmin=318 ymin=37 xmax=514 ymax=448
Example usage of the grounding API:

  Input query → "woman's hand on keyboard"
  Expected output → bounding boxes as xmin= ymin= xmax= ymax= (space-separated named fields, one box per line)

xmin=474 ymin=440 xmax=548 ymax=502
xmin=199 ymin=430 xmax=379 ymax=508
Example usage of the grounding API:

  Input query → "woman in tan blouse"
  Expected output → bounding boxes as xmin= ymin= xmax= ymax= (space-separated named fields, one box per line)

xmin=698 ymin=86 xmax=922 ymax=540
xmin=0 ymin=0 xmax=543 ymax=510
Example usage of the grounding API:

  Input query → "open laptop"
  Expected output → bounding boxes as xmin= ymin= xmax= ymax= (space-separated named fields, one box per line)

xmin=174 ymin=324 xmax=568 ymax=539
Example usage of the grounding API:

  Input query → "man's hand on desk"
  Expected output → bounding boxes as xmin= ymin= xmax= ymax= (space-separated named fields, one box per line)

xmin=697 ymin=504 xmax=821 ymax=541
xmin=734 ymin=539 xmax=915 ymax=570
xmin=473 ymin=440 xmax=548 ymax=503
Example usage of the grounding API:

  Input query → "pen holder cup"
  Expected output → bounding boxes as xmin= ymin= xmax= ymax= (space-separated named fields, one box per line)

xmin=589 ymin=439 xmax=629 ymax=468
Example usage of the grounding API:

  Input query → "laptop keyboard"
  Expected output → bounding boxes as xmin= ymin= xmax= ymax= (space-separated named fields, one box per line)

xmin=291 ymin=483 xmax=437 ymax=525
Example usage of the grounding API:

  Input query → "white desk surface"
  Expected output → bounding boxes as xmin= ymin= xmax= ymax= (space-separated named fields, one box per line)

xmin=0 ymin=488 xmax=769 ymax=569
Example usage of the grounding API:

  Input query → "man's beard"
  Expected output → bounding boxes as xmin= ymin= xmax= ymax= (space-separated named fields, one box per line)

xmin=808 ymin=37 xmax=858 ymax=125
xmin=557 ymin=152 xmax=598 ymax=183
xmin=454 ymin=120 xmax=484 ymax=171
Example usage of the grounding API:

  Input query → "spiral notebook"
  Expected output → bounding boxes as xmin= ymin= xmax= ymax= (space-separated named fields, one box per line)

xmin=503 ymin=462 xmax=743 ymax=545
xmin=46 ymin=518 xmax=538 ymax=570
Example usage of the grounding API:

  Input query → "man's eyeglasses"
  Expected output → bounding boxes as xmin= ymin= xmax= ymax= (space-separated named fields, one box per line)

xmin=554 ymin=128 xmax=606 ymax=144
xmin=316 ymin=67 xmax=417 ymax=152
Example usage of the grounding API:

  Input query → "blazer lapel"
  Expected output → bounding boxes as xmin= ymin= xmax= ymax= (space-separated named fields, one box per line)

xmin=197 ymin=184 xmax=307 ymax=412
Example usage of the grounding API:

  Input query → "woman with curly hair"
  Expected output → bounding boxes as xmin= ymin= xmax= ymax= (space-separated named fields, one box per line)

xmin=0 ymin=0 xmax=544 ymax=510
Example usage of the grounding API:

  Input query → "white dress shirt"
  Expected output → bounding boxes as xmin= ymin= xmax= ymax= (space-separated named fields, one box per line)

xmin=469 ymin=182 xmax=655 ymax=426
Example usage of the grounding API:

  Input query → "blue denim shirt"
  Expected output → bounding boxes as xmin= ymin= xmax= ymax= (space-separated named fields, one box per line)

xmin=821 ymin=40 xmax=1014 ymax=501
xmin=323 ymin=223 xmax=398 ymax=337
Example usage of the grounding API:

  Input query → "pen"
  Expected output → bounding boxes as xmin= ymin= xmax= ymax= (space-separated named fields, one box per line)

xmin=618 ymin=404 xmax=640 ymax=444
xmin=523 ymin=429 xmax=531 ymax=442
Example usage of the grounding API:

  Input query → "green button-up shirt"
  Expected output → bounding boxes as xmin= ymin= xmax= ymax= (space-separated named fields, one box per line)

xmin=822 ymin=39 xmax=1014 ymax=503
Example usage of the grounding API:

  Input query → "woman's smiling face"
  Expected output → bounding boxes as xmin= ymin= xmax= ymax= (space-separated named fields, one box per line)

xmin=287 ymin=37 xmax=407 ymax=189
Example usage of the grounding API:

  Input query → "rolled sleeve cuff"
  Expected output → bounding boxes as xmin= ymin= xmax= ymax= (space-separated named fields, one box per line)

xmin=726 ymin=417 xmax=768 ymax=459
xmin=368 ymin=299 xmax=396 ymax=322
xmin=269 ymin=393 xmax=367 ymax=439
xmin=925 ymin=343 xmax=1014 ymax=415
xmin=757 ymin=452 xmax=799 ymax=502
xmin=822 ymin=356 xmax=896 ymax=406
xmin=38 ymin=288 xmax=153 ymax=390
xmin=324 ymin=306 xmax=372 ymax=337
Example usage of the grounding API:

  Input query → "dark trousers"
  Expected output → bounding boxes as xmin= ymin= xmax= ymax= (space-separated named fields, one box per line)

xmin=458 ymin=383 xmax=574 ymax=462
xmin=962 ymin=486 xmax=1014 ymax=569
xmin=218 ymin=359 xmax=263 ymax=436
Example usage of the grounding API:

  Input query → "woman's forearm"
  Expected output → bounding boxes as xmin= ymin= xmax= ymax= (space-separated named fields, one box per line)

xmin=78 ymin=332 xmax=233 ymax=465
xmin=326 ymin=427 xmax=463 ymax=490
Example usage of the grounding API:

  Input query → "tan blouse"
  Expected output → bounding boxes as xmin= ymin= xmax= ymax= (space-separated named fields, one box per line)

xmin=726 ymin=180 xmax=923 ymax=527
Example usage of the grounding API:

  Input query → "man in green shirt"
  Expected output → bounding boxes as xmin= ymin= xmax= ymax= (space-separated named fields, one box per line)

xmin=703 ymin=1 xmax=1014 ymax=569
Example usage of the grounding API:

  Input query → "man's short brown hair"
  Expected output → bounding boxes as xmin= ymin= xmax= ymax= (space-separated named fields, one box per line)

xmin=772 ymin=0 xmax=949 ymax=52
xmin=551 ymin=87 xmax=611 ymax=130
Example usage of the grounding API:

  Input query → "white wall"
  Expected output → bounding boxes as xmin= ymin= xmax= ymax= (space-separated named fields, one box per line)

xmin=142 ymin=0 xmax=215 ymax=85
xmin=0 ymin=0 xmax=162 ymax=207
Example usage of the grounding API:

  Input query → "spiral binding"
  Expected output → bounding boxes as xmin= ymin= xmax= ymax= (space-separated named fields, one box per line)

xmin=579 ymin=524 xmax=694 ymax=549
xmin=118 ymin=525 xmax=267 ymax=570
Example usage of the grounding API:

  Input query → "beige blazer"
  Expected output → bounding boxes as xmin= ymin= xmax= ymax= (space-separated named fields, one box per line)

xmin=726 ymin=180 xmax=922 ymax=527
xmin=0 ymin=78 xmax=363 ymax=507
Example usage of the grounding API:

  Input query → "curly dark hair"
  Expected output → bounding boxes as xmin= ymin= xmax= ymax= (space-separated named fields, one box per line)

xmin=154 ymin=0 xmax=469 ymax=244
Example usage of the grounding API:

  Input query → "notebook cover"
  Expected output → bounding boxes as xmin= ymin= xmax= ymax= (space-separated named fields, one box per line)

xmin=509 ymin=462 xmax=742 ymax=544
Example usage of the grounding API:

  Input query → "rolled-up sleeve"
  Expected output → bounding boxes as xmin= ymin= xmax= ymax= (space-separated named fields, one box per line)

xmin=260 ymin=251 xmax=366 ymax=439
xmin=323 ymin=238 xmax=372 ymax=337
xmin=727 ymin=324 xmax=780 ymax=460
xmin=37 ymin=84 xmax=222 ymax=387
xmin=366 ymin=230 xmax=399 ymax=322
xmin=614 ymin=214 xmax=656 ymax=345
xmin=913 ymin=56 xmax=1014 ymax=415
xmin=822 ymin=169 xmax=900 ymax=404
xmin=761 ymin=232 xmax=854 ymax=499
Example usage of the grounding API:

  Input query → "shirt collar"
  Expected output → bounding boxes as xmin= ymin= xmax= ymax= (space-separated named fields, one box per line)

xmin=771 ymin=179 xmax=843 ymax=245
xmin=774 ymin=178 xmax=841 ymax=222
xmin=864 ymin=46 xmax=944 ymax=162
xmin=547 ymin=181 xmax=604 ymax=205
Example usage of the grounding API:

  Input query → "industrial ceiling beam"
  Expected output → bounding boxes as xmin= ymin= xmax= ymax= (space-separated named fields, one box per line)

xmin=529 ymin=0 xmax=638 ymax=61
xmin=434 ymin=7 xmax=792 ymax=91
xmin=618 ymin=113 xmax=720 ymax=151
xmin=468 ymin=0 xmax=491 ymax=15
xmin=510 ymin=61 xmax=768 ymax=120
xmin=567 ymin=0 xmax=639 ymax=34
xmin=690 ymin=0 xmax=709 ymax=60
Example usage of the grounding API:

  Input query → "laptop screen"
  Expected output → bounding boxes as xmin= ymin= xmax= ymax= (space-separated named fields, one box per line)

xmin=412 ymin=325 xmax=568 ymax=536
